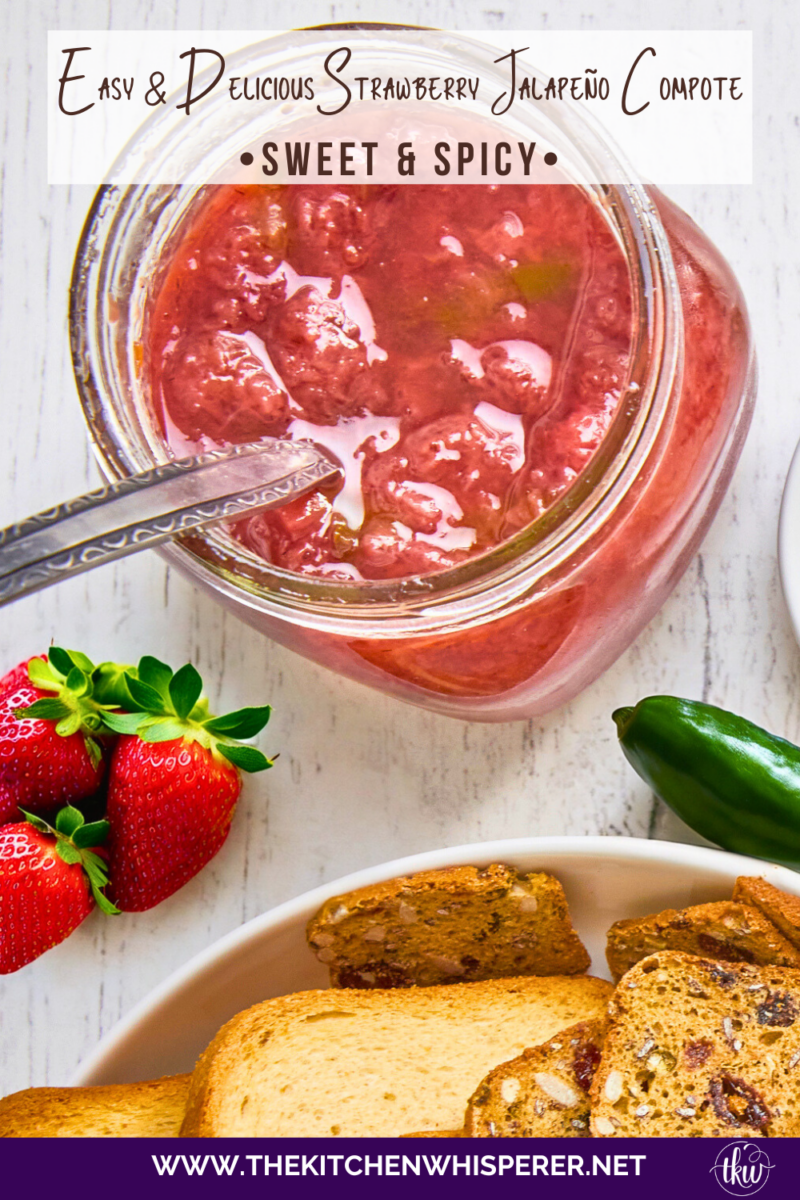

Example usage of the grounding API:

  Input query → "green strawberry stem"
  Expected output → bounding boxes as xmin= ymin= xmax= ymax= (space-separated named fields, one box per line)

xmin=14 ymin=648 xmax=124 ymax=769
xmin=100 ymin=656 xmax=274 ymax=772
xmin=20 ymin=806 xmax=120 ymax=915
xmin=14 ymin=648 xmax=274 ymax=773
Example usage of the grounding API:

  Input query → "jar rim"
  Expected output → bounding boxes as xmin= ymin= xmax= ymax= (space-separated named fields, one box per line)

xmin=69 ymin=28 xmax=683 ymax=636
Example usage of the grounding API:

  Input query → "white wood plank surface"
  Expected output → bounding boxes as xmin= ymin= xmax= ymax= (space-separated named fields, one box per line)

xmin=0 ymin=0 xmax=796 ymax=1092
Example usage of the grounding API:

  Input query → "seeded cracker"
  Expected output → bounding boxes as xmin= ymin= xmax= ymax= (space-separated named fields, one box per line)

xmin=307 ymin=864 xmax=590 ymax=987
xmin=591 ymin=951 xmax=800 ymax=1137
xmin=605 ymin=901 xmax=800 ymax=981
xmin=732 ymin=877 xmax=800 ymax=952
xmin=465 ymin=1018 xmax=606 ymax=1137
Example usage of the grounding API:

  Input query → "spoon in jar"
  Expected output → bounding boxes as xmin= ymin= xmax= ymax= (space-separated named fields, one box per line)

xmin=0 ymin=438 xmax=342 ymax=607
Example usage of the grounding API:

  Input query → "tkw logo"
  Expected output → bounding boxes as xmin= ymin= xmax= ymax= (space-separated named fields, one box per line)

xmin=710 ymin=1143 xmax=775 ymax=1196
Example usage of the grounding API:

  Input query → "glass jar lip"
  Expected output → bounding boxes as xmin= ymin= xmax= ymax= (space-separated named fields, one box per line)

xmin=70 ymin=28 xmax=683 ymax=634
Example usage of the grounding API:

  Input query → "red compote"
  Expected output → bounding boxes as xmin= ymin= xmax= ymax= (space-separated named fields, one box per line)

xmin=148 ymin=184 xmax=632 ymax=581
xmin=74 ymin=27 xmax=756 ymax=720
xmin=110 ymin=177 xmax=755 ymax=720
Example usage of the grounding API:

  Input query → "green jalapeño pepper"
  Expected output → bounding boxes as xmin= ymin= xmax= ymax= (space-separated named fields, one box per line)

xmin=613 ymin=696 xmax=800 ymax=867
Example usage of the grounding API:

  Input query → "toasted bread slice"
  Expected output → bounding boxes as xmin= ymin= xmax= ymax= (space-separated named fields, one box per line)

xmin=605 ymin=901 xmax=800 ymax=981
xmin=733 ymin=877 xmax=800 ymax=952
xmin=591 ymin=952 xmax=800 ymax=1138
xmin=0 ymin=1075 xmax=190 ymax=1137
xmin=465 ymin=1019 xmax=605 ymax=1138
xmin=181 ymin=975 xmax=613 ymax=1137
xmin=307 ymin=864 xmax=590 ymax=988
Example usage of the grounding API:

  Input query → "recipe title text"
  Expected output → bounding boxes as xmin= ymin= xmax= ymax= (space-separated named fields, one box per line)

xmin=57 ymin=43 xmax=745 ymax=121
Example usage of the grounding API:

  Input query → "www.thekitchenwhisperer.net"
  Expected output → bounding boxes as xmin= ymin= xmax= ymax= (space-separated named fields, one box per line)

xmin=150 ymin=1151 xmax=646 ymax=1178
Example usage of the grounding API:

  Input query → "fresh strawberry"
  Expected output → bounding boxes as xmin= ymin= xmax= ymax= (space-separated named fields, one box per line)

xmin=0 ymin=648 xmax=113 ymax=824
xmin=106 ymin=737 xmax=242 ymax=910
xmin=0 ymin=806 xmax=117 ymax=974
xmin=103 ymin=657 xmax=273 ymax=911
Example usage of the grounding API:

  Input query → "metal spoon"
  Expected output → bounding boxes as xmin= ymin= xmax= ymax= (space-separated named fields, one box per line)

xmin=0 ymin=439 xmax=341 ymax=606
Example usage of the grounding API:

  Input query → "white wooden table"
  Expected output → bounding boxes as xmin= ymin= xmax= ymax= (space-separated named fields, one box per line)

xmin=1 ymin=0 xmax=796 ymax=1093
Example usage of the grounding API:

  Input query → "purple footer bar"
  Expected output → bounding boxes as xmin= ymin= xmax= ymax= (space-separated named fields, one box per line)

xmin=0 ymin=1138 xmax=789 ymax=1197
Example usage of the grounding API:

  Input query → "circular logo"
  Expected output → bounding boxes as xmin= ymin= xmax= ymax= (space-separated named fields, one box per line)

xmin=710 ymin=1143 xmax=775 ymax=1197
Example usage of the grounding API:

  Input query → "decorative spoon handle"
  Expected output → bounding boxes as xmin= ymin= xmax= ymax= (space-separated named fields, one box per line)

xmin=0 ymin=439 xmax=341 ymax=606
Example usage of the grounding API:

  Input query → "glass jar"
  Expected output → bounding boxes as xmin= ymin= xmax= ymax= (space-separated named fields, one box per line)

xmin=70 ymin=30 xmax=755 ymax=721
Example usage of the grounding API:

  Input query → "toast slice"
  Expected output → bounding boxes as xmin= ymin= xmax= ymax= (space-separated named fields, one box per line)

xmin=0 ymin=1075 xmax=190 ymax=1137
xmin=307 ymin=864 xmax=590 ymax=988
xmin=605 ymin=901 xmax=800 ymax=981
xmin=464 ymin=1019 xmax=606 ymax=1138
xmin=181 ymin=974 xmax=613 ymax=1137
xmin=733 ymin=877 xmax=800 ymax=952
xmin=591 ymin=951 xmax=800 ymax=1137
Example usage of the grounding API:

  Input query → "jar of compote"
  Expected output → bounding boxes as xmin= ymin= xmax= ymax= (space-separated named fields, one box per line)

xmin=71 ymin=30 xmax=755 ymax=720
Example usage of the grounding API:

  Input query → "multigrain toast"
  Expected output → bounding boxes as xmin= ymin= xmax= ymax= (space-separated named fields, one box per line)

xmin=733 ymin=877 xmax=800 ymax=952
xmin=465 ymin=1019 xmax=606 ymax=1138
xmin=0 ymin=1075 xmax=190 ymax=1137
xmin=181 ymin=975 xmax=613 ymax=1137
xmin=307 ymin=864 xmax=590 ymax=987
xmin=591 ymin=951 xmax=800 ymax=1137
xmin=605 ymin=901 xmax=800 ymax=981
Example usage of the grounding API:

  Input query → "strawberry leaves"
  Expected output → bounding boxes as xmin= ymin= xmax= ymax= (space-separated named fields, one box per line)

xmin=170 ymin=663 xmax=203 ymax=719
xmin=217 ymin=743 xmax=272 ymax=772
xmin=20 ymin=805 xmax=119 ymax=915
xmin=15 ymin=696 xmax=72 ymax=722
xmin=124 ymin=675 xmax=166 ymax=714
xmin=14 ymin=650 xmax=274 ymax=771
xmin=137 ymin=655 xmax=174 ymax=699
xmin=97 ymin=655 xmax=274 ymax=772
xmin=47 ymin=647 xmax=95 ymax=678
xmin=91 ymin=661 xmax=137 ymax=709
xmin=204 ymin=707 xmax=275 ymax=739
xmin=18 ymin=650 xmax=275 ymax=772
xmin=14 ymin=648 xmax=118 ymax=766
xmin=27 ymin=655 xmax=66 ymax=691
xmin=101 ymin=710 xmax=148 ymax=736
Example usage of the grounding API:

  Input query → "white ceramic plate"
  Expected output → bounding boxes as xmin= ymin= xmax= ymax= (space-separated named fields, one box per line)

xmin=72 ymin=836 xmax=800 ymax=1086
xmin=779 ymin=436 xmax=800 ymax=642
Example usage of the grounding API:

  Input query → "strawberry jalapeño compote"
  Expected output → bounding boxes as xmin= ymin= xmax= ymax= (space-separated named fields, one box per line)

xmin=148 ymin=184 xmax=632 ymax=582
xmin=80 ymin=173 xmax=754 ymax=721
xmin=73 ymin=30 xmax=756 ymax=721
